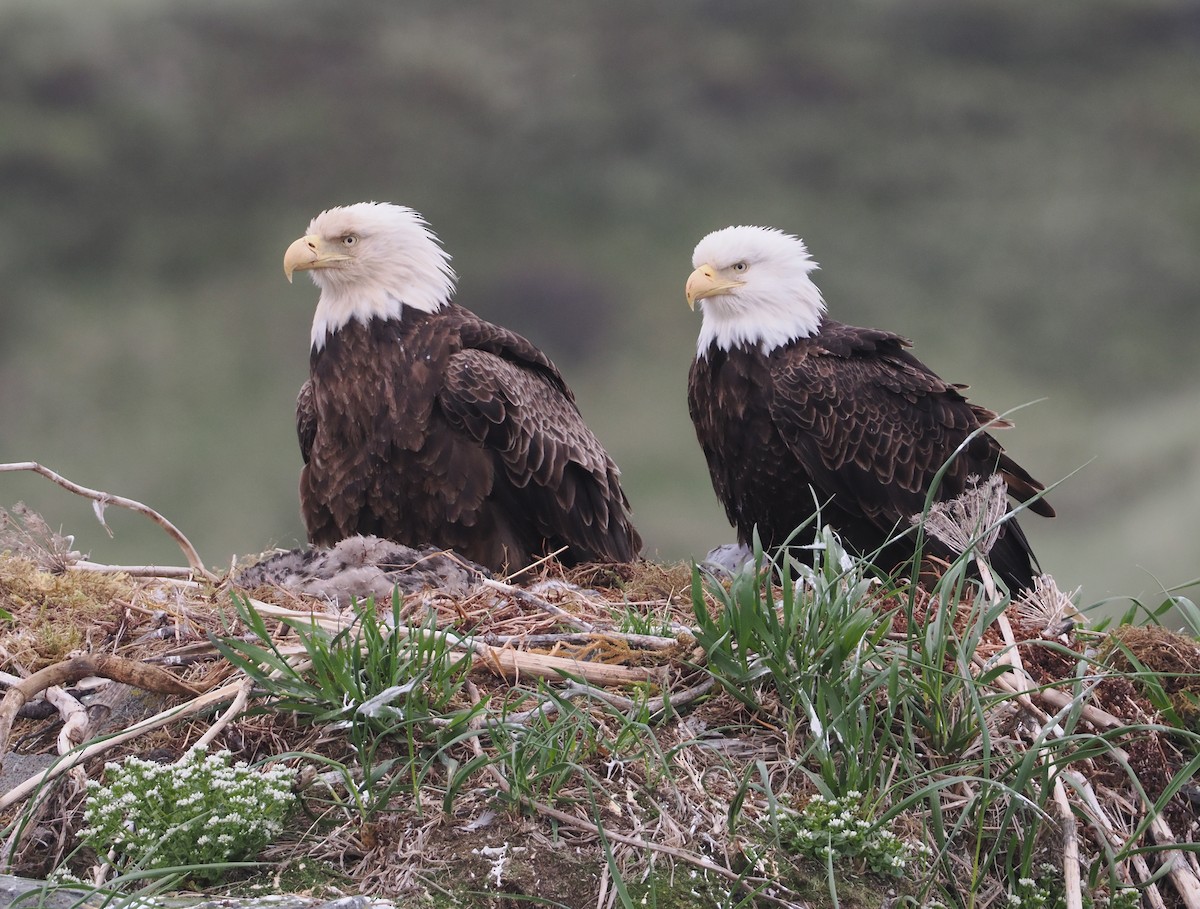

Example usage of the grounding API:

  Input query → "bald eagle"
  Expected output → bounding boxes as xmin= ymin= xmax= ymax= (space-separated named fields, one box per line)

xmin=685 ymin=225 xmax=1053 ymax=591
xmin=283 ymin=202 xmax=641 ymax=572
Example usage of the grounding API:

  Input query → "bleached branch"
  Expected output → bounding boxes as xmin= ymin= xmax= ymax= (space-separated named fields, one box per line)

xmin=0 ymin=461 xmax=218 ymax=582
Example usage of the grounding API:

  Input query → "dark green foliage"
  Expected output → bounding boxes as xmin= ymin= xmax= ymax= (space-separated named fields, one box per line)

xmin=213 ymin=592 xmax=482 ymax=819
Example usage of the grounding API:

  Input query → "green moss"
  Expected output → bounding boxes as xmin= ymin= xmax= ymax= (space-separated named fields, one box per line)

xmin=0 ymin=554 xmax=132 ymax=668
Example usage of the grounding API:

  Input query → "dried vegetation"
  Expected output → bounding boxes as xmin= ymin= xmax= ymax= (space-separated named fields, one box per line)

xmin=1 ymin=465 xmax=1198 ymax=909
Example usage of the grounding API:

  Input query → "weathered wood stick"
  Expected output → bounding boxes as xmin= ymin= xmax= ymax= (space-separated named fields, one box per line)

xmin=0 ymin=653 xmax=199 ymax=763
xmin=0 ymin=682 xmax=242 ymax=812
xmin=0 ymin=461 xmax=218 ymax=582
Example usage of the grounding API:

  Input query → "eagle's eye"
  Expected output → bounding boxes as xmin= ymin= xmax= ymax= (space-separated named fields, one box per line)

xmin=731 ymin=261 xmax=748 ymax=273
xmin=341 ymin=235 xmax=359 ymax=247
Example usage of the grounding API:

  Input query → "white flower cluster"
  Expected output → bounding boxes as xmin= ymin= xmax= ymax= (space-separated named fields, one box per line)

xmin=80 ymin=745 xmax=297 ymax=880
xmin=782 ymin=791 xmax=927 ymax=879
xmin=1007 ymin=876 xmax=1052 ymax=909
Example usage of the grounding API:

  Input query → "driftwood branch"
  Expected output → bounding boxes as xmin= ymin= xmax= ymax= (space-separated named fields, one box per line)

xmin=267 ymin=629 xmax=661 ymax=689
xmin=248 ymin=597 xmax=664 ymax=688
xmin=189 ymin=677 xmax=253 ymax=754
xmin=46 ymin=686 xmax=88 ymax=757
xmin=0 ymin=653 xmax=199 ymax=764
xmin=477 ymin=630 xmax=683 ymax=650
xmin=470 ymin=644 xmax=662 ymax=687
xmin=1036 ymin=686 xmax=1125 ymax=731
xmin=72 ymin=560 xmax=203 ymax=579
xmin=0 ymin=461 xmax=218 ymax=582
xmin=0 ymin=681 xmax=242 ymax=812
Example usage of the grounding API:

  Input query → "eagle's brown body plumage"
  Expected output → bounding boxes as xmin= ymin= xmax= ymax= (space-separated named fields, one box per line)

xmin=297 ymin=304 xmax=641 ymax=571
xmin=688 ymin=317 xmax=1053 ymax=590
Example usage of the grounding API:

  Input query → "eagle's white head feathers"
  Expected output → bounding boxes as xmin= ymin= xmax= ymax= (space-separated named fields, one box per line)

xmin=284 ymin=202 xmax=457 ymax=350
xmin=686 ymin=225 xmax=826 ymax=357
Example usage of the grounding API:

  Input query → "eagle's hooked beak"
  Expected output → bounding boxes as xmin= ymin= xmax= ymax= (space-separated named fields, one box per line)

xmin=686 ymin=264 xmax=744 ymax=310
xmin=283 ymin=235 xmax=351 ymax=283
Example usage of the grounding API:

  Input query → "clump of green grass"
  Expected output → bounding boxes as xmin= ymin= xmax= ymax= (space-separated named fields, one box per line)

xmin=691 ymin=527 xmax=895 ymax=796
xmin=213 ymin=592 xmax=485 ymax=821
xmin=687 ymin=507 xmax=1200 ymax=909
xmin=487 ymin=687 xmax=606 ymax=809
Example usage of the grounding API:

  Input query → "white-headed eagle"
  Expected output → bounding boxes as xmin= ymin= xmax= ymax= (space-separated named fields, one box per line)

xmin=284 ymin=202 xmax=641 ymax=572
xmin=685 ymin=225 xmax=1053 ymax=590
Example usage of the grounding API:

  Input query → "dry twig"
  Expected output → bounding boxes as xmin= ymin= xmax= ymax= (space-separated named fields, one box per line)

xmin=479 ymin=577 xmax=595 ymax=632
xmin=0 ymin=461 xmax=218 ymax=582
xmin=0 ymin=681 xmax=243 ymax=812
xmin=0 ymin=653 xmax=199 ymax=764
xmin=189 ymin=676 xmax=253 ymax=754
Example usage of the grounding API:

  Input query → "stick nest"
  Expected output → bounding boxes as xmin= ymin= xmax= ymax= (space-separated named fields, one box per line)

xmin=2 ymin=498 xmax=1199 ymax=909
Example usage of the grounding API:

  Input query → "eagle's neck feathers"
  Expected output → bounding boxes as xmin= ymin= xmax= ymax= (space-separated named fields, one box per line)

xmin=312 ymin=285 xmax=412 ymax=349
xmin=311 ymin=273 xmax=454 ymax=349
xmin=696 ymin=274 xmax=825 ymax=358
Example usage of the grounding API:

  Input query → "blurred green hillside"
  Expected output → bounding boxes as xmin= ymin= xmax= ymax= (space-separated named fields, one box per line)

xmin=1 ymin=0 xmax=1198 ymax=602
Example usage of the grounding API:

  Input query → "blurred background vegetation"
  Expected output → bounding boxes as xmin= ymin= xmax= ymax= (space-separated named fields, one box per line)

xmin=2 ymin=0 xmax=1198 ymax=604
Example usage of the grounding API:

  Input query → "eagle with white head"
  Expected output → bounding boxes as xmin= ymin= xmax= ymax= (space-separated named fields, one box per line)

xmin=283 ymin=202 xmax=642 ymax=572
xmin=685 ymin=224 xmax=1053 ymax=591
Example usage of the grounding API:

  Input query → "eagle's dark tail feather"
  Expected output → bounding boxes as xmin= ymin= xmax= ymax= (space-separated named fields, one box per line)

xmin=987 ymin=518 xmax=1040 ymax=594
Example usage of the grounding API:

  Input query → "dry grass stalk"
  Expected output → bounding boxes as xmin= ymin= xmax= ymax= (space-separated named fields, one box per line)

xmin=1052 ymin=776 xmax=1083 ymax=909
xmin=1147 ymin=812 xmax=1200 ymax=909
xmin=1013 ymin=574 xmax=1081 ymax=635
xmin=912 ymin=477 xmax=1136 ymax=907
xmin=1068 ymin=769 xmax=1167 ymax=909
xmin=995 ymin=617 xmax=1200 ymax=908
xmin=920 ymin=474 xmax=1007 ymax=552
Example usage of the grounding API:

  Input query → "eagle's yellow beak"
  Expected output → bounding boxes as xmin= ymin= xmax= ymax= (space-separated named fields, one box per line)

xmin=685 ymin=264 xmax=744 ymax=310
xmin=283 ymin=234 xmax=351 ymax=283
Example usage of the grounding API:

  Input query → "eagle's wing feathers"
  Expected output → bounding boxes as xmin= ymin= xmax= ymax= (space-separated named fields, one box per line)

xmin=439 ymin=345 xmax=639 ymax=562
xmin=768 ymin=329 xmax=999 ymax=533
xmin=296 ymin=380 xmax=316 ymax=465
